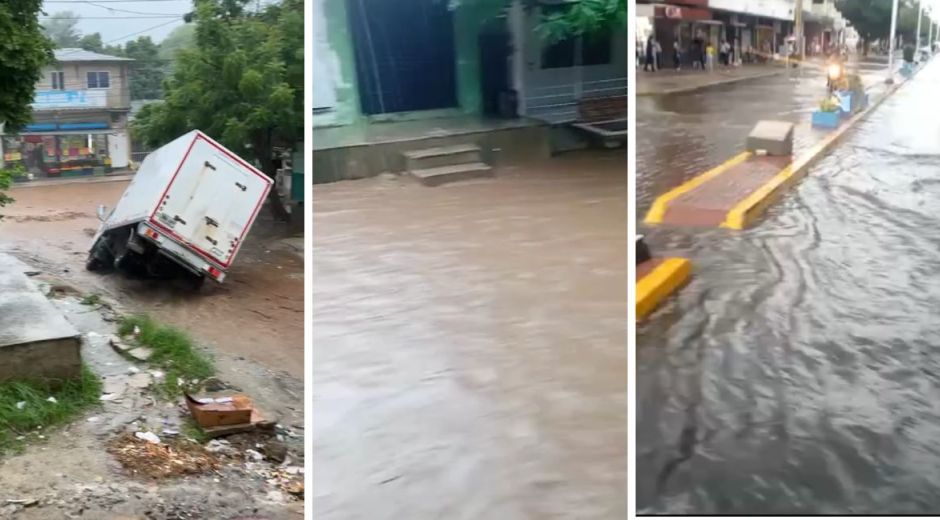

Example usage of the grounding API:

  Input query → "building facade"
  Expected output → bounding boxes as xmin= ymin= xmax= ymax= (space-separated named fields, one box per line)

xmin=636 ymin=0 xmax=848 ymax=68
xmin=313 ymin=0 xmax=627 ymax=128
xmin=1 ymin=49 xmax=133 ymax=178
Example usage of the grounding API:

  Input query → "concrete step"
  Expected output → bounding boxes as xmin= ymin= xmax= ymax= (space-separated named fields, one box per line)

xmin=403 ymin=144 xmax=481 ymax=171
xmin=410 ymin=162 xmax=494 ymax=187
xmin=0 ymin=254 xmax=82 ymax=383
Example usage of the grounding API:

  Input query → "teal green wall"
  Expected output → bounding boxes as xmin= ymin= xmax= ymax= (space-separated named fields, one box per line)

xmin=315 ymin=0 xmax=484 ymax=128
xmin=315 ymin=0 xmax=361 ymax=127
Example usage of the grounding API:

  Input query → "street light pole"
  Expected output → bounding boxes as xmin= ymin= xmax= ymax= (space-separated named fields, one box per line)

xmin=795 ymin=0 xmax=804 ymax=61
xmin=887 ymin=0 xmax=900 ymax=83
xmin=916 ymin=2 xmax=923 ymax=54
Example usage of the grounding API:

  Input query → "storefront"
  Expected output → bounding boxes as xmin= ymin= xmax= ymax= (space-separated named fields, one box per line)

xmin=2 ymin=123 xmax=115 ymax=178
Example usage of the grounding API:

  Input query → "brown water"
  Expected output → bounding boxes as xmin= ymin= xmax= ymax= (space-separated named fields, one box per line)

xmin=312 ymin=151 xmax=628 ymax=519
xmin=0 ymin=179 xmax=305 ymax=379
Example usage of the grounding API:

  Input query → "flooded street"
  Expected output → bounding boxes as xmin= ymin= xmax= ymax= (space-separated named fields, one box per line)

xmin=0 ymin=179 xmax=304 ymax=379
xmin=638 ymin=59 xmax=940 ymax=513
xmin=637 ymin=56 xmax=890 ymax=220
xmin=312 ymin=152 xmax=627 ymax=519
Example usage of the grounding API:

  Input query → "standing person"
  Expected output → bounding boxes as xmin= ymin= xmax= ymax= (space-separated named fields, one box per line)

xmin=654 ymin=39 xmax=663 ymax=71
xmin=673 ymin=40 xmax=682 ymax=70
xmin=720 ymin=40 xmax=731 ymax=67
xmin=644 ymin=35 xmax=656 ymax=72
xmin=706 ymin=42 xmax=715 ymax=70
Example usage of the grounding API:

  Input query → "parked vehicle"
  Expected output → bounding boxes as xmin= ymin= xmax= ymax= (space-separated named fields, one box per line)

xmin=87 ymin=130 xmax=273 ymax=287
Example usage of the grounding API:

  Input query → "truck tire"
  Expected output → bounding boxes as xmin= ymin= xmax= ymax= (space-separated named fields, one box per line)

xmin=86 ymin=238 xmax=111 ymax=271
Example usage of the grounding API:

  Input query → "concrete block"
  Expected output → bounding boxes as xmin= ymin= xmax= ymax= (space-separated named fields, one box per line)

xmin=0 ymin=255 xmax=82 ymax=383
xmin=746 ymin=120 xmax=794 ymax=156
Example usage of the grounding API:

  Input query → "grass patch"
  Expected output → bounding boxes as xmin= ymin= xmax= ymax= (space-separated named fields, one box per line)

xmin=80 ymin=293 xmax=102 ymax=306
xmin=118 ymin=315 xmax=214 ymax=397
xmin=0 ymin=365 xmax=102 ymax=454
xmin=180 ymin=417 xmax=209 ymax=444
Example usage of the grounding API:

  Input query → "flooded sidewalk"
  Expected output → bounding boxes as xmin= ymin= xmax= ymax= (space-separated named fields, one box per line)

xmin=312 ymin=152 xmax=627 ymax=519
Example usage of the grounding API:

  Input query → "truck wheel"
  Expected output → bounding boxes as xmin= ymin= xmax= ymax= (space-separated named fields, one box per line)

xmin=86 ymin=239 xmax=110 ymax=271
xmin=188 ymin=274 xmax=206 ymax=291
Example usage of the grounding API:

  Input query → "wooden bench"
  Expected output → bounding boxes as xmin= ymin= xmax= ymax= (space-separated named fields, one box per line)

xmin=577 ymin=95 xmax=627 ymax=123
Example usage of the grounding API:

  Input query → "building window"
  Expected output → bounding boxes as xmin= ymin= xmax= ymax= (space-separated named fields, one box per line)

xmin=51 ymin=71 xmax=65 ymax=91
xmin=86 ymin=71 xmax=110 ymax=89
xmin=582 ymin=31 xmax=612 ymax=66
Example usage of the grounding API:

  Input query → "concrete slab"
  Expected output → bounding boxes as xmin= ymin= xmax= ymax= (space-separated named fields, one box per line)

xmin=0 ymin=254 xmax=82 ymax=382
xmin=747 ymin=120 xmax=794 ymax=156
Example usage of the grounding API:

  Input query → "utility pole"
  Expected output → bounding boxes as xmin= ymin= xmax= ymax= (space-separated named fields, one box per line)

xmin=794 ymin=0 xmax=804 ymax=61
xmin=887 ymin=0 xmax=899 ymax=83
xmin=916 ymin=2 xmax=923 ymax=55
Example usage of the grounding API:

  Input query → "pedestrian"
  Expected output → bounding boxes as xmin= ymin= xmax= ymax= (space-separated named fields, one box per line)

xmin=706 ymin=42 xmax=715 ymax=70
xmin=644 ymin=35 xmax=656 ymax=72
xmin=720 ymin=40 xmax=731 ymax=67
xmin=673 ymin=40 xmax=682 ymax=70
xmin=654 ymin=39 xmax=663 ymax=70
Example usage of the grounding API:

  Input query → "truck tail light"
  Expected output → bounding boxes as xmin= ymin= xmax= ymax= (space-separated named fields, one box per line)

xmin=207 ymin=266 xmax=222 ymax=280
xmin=144 ymin=228 xmax=160 ymax=241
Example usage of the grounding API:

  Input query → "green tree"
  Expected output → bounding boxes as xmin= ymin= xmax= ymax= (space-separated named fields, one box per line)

xmin=125 ymin=37 xmax=165 ymax=100
xmin=448 ymin=0 xmax=625 ymax=41
xmin=133 ymin=0 xmax=302 ymax=220
xmin=158 ymin=24 xmax=196 ymax=66
xmin=837 ymin=0 xmax=920 ymax=51
xmin=1 ymin=0 xmax=53 ymax=215
xmin=43 ymin=11 xmax=82 ymax=47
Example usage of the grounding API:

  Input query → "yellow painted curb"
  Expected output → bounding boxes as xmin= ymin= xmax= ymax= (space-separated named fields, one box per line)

xmin=722 ymin=80 xmax=907 ymax=230
xmin=636 ymin=258 xmax=692 ymax=320
xmin=644 ymin=152 xmax=751 ymax=224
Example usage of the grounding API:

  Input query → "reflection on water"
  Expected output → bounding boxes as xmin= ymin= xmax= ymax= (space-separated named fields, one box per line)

xmin=312 ymin=152 xmax=627 ymax=519
xmin=638 ymin=60 xmax=940 ymax=513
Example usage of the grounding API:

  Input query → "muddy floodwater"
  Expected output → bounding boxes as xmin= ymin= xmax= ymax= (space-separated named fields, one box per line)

xmin=638 ymin=59 xmax=940 ymax=514
xmin=0 ymin=179 xmax=304 ymax=379
xmin=312 ymin=151 xmax=628 ymax=519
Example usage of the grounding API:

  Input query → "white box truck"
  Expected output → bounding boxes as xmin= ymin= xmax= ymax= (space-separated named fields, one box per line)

xmin=87 ymin=130 xmax=273 ymax=286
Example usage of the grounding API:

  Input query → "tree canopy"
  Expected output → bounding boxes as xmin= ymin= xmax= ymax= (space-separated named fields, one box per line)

xmin=837 ymin=0 xmax=921 ymax=43
xmin=449 ymin=0 xmax=626 ymax=42
xmin=42 ymin=11 xmax=82 ymax=48
xmin=0 ymin=0 xmax=53 ymax=213
xmin=133 ymin=0 xmax=302 ymax=219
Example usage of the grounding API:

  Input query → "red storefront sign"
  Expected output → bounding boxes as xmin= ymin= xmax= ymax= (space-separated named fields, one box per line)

xmin=655 ymin=4 xmax=712 ymax=20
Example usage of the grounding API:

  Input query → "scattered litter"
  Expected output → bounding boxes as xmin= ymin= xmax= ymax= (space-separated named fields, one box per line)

xmin=87 ymin=417 xmax=100 ymax=423
xmin=100 ymin=393 xmax=119 ymax=402
xmin=108 ymin=432 xmax=220 ymax=479
xmin=46 ymin=396 xmax=57 ymax=404
xmin=134 ymin=431 xmax=161 ymax=444
xmin=15 ymin=401 xmax=25 ymax=410
xmin=161 ymin=429 xmax=180 ymax=437
xmin=245 ymin=449 xmax=264 ymax=461
xmin=150 ymin=370 xmax=165 ymax=379
xmin=205 ymin=439 xmax=235 ymax=456
xmin=133 ymin=325 xmax=141 ymax=337
xmin=128 ymin=366 xmax=141 ymax=374
xmin=4 ymin=498 xmax=37 ymax=507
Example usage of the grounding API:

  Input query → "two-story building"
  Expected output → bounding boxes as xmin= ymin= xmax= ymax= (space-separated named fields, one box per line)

xmin=1 ymin=48 xmax=133 ymax=178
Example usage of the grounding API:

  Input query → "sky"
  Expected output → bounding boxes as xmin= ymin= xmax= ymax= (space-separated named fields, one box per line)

xmin=41 ymin=0 xmax=195 ymax=44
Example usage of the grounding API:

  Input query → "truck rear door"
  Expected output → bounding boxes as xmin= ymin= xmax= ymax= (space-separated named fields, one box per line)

xmin=152 ymin=136 xmax=270 ymax=267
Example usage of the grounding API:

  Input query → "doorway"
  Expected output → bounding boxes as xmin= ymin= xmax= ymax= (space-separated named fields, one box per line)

xmin=347 ymin=0 xmax=458 ymax=115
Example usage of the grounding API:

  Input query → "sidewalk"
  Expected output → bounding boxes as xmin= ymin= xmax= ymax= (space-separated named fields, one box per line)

xmin=636 ymin=64 xmax=788 ymax=96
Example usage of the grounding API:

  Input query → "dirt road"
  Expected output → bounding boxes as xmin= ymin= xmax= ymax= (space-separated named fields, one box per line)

xmin=0 ymin=179 xmax=304 ymax=380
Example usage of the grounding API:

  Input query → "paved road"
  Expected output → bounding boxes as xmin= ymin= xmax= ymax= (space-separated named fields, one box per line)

xmin=638 ymin=58 xmax=940 ymax=514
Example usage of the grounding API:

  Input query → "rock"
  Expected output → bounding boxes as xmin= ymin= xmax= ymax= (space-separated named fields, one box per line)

xmin=126 ymin=373 xmax=152 ymax=390
xmin=126 ymin=347 xmax=153 ymax=362
xmin=263 ymin=441 xmax=288 ymax=463
xmin=109 ymin=336 xmax=134 ymax=353
xmin=200 ymin=377 xmax=228 ymax=392
xmin=134 ymin=431 xmax=161 ymax=444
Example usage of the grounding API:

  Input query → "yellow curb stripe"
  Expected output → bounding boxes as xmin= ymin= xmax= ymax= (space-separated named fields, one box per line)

xmin=723 ymin=80 xmax=907 ymax=229
xmin=644 ymin=152 xmax=751 ymax=224
xmin=636 ymin=258 xmax=692 ymax=320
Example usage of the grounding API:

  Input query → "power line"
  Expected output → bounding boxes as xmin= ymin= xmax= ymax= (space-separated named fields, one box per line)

xmin=42 ymin=15 xmax=184 ymax=19
xmin=73 ymin=0 xmax=190 ymax=15
xmin=55 ymin=18 xmax=183 ymax=56
xmin=46 ymin=0 xmax=183 ymax=2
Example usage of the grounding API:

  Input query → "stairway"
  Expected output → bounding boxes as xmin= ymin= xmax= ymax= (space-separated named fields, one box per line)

xmin=403 ymin=144 xmax=493 ymax=186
